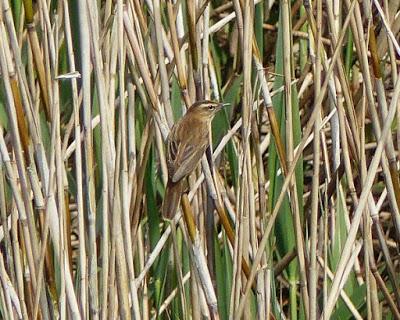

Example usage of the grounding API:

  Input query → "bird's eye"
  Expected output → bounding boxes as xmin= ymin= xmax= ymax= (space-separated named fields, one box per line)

xmin=208 ymin=105 xmax=215 ymax=110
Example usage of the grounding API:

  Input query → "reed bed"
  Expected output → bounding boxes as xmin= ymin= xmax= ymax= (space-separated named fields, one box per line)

xmin=0 ymin=0 xmax=399 ymax=319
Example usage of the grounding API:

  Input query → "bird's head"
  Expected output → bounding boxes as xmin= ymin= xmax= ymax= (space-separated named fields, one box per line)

xmin=187 ymin=100 xmax=227 ymax=119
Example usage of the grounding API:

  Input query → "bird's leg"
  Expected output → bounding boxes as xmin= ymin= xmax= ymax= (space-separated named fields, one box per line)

xmin=182 ymin=178 xmax=190 ymax=194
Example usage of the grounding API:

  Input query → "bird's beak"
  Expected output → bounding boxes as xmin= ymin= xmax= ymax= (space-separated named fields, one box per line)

xmin=218 ymin=102 xmax=230 ymax=110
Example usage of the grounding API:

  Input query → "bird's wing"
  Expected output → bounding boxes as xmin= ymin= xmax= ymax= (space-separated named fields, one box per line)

xmin=172 ymin=143 xmax=208 ymax=182
xmin=167 ymin=134 xmax=208 ymax=183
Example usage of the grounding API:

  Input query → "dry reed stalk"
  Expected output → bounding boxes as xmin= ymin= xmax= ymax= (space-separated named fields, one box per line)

xmin=309 ymin=0 xmax=322 ymax=318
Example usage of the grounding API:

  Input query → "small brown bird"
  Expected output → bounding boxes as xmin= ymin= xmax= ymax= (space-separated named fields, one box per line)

xmin=162 ymin=100 xmax=225 ymax=219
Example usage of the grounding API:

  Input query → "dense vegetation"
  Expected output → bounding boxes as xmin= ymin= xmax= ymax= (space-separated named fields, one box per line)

xmin=0 ymin=0 xmax=399 ymax=319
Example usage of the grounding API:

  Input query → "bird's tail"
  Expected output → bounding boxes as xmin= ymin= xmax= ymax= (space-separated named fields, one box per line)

xmin=162 ymin=181 xmax=183 ymax=219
